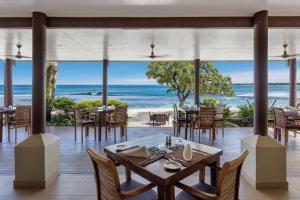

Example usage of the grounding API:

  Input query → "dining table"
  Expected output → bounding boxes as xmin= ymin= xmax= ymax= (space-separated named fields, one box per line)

xmin=180 ymin=107 xmax=199 ymax=140
xmin=104 ymin=133 xmax=223 ymax=200
xmin=0 ymin=108 xmax=16 ymax=143
xmin=95 ymin=106 xmax=115 ymax=141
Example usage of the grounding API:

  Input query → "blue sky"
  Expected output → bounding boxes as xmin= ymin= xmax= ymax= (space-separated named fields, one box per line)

xmin=0 ymin=60 xmax=299 ymax=85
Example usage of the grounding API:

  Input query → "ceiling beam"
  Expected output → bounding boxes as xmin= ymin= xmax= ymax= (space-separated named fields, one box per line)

xmin=47 ymin=17 xmax=253 ymax=28
xmin=0 ymin=16 xmax=300 ymax=28
xmin=269 ymin=17 xmax=300 ymax=28
xmin=0 ymin=17 xmax=31 ymax=28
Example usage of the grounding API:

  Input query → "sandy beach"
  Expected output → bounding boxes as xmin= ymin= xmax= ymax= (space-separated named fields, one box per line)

xmin=128 ymin=108 xmax=174 ymax=127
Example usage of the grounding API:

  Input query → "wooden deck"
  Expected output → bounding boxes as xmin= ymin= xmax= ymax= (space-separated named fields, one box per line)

xmin=0 ymin=126 xmax=300 ymax=177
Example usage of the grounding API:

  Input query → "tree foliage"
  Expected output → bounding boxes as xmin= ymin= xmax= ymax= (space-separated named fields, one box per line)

xmin=146 ymin=61 xmax=234 ymax=107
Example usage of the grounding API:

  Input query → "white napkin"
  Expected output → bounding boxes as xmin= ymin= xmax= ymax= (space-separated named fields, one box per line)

xmin=121 ymin=146 xmax=150 ymax=158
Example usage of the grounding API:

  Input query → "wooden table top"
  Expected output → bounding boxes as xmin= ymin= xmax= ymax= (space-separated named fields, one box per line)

xmin=104 ymin=134 xmax=222 ymax=186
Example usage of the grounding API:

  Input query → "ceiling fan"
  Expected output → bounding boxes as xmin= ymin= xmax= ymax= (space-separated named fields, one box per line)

xmin=1 ymin=43 xmax=31 ymax=59
xmin=271 ymin=43 xmax=300 ymax=60
xmin=145 ymin=43 xmax=168 ymax=59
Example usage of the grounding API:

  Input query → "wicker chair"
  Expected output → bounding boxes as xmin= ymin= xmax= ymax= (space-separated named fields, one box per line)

xmin=215 ymin=103 xmax=225 ymax=137
xmin=273 ymin=107 xmax=300 ymax=146
xmin=74 ymin=108 xmax=97 ymax=143
xmin=106 ymin=106 xmax=128 ymax=143
xmin=173 ymin=104 xmax=186 ymax=136
xmin=7 ymin=105 xmax=31 ymax=143
xmin=191 ymin=107 xmax=216 ymax=143
xmin=87 ymin=148 xmax=157 ymax=200
xmin=176 ymin=150 xmax=249 ymax=200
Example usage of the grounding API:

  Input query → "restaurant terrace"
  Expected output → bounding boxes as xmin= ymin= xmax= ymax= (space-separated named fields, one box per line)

xmin=1 ymin=1 xmax=300 ymax=200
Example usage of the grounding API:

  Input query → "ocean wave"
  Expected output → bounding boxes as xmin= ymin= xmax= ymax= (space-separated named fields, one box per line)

xmin=237 ymin=92 xmax=290 ymax=98
xmin=69 ymin=92 xmax=101 ymax=96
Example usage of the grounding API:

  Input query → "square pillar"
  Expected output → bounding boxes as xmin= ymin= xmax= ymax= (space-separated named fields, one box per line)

xmin=241 ymin=10 xmax=288 ymax=190
xmin=194 ymin=59 xmax=200 ymax=107
xmin=14 ymin=12 xmax=60 ymax=189
xmin=102 ymin=59 xmax=109 ymax=106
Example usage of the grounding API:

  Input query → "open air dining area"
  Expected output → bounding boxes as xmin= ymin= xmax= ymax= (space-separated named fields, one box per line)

xmin=2 ymin=1 xmax=300 ymax=200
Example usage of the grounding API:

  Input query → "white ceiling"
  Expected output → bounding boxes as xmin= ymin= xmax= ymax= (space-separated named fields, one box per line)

xmin=0 ymin=28 xmax=300 ymax=61
xmin=0 ymin=0 xmax=299 ymax=17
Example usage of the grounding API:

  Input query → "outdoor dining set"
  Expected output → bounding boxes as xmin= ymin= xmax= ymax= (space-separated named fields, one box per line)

xmin=172 ymin=104 xmax=225 ymax=144
xmin=88 ymin=133 xmax=249 ymax=200
xmin=0 ymin=105 xmax=129 ymax=144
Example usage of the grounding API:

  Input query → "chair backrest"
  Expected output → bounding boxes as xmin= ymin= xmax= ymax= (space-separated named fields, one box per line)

xmin=154 ymin=113 xmax=165 ymax=124
xmin=199 ymin=107 xmax=216 ymax=127
xmin=15 ymin=105 xmax=31 ymax=127
xmin=216 ymin=150 xmax=249 ymax=200
xmin=113 ymin=106 xmax=127 ymax=124
xmin=215 ymin=103 xmax=225 ymax=119
xmin=297 ymin=103 xmax=300 ymax=110
xmin=273 ymin=107 xmax=286 ymax=128
xmin=74 ymin=108 xmax=83 ymax=125
xmin=87 ymin=148 xmax=122 ymax=200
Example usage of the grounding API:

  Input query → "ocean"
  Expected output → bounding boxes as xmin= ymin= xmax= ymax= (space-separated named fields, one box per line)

xmin=0 ymin=84 xmax=298 ymax=109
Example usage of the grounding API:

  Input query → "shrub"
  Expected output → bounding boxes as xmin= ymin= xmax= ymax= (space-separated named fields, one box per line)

xmin=53 ymin=97 xmax=76 ymax=112
xmin=76 ymin=100 xmax=103 ymax=109
xmin=237 ymin=100 xmax=254 ymax=127
xmin=201 ymin=97 xmax=219 ymax=108
xmin=50 ymin=111 xmax=74 ymax=126
xmin=108 ymin=99 xmax=128 ymax=107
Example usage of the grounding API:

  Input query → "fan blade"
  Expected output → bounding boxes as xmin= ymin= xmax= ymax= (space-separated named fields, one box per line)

xmin=270 ymin=55 xmax=284 ymax=58
xmin=20 ymin=56 xmax=32 ymax=59
xmin=288 ymin=54 xmax=300 ymax=57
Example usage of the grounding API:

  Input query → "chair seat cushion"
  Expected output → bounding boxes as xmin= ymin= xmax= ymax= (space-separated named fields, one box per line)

xmin=176 ymin=182 xmax=216 ymax=200
xmin=214 ymin=116 xmax=224 ymax=121
xmin=286 ymin=124 xmax=300 ymax=130
xmin=82 ymin=119 xmax=95 ymax=125
xmin=121 ymin=180 xmax=157 ymax=200
xmin=178 ymin=117 xmax=186 ymax=121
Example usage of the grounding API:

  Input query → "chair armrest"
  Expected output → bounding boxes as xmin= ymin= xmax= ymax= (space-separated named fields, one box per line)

xmin=176 ymin=182 xmax=217 ymax=200
xmin=120 ymin=183 xmax=155 ymax=198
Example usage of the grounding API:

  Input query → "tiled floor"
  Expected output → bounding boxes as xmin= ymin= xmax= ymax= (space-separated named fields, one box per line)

xmin=1 ymin=126 xmax=300 ymax=199
xmin=1 ymin=174 xmax=300 ymax=200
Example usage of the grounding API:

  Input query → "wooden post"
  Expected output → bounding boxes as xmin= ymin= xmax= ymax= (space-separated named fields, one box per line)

xmin=4 ymin=59 xmax=14 ymax=107
xmin=194 ymin=59 xmax=200 ymax=107
xmin=102 ymin=59 xmax=109 ymax=106
xmin=32 ymin=12 xmax=47 ymax=134
xmin=253 ymin=10 xmax=268 ymax=136
xmin=289 ymin=58 xmax=297 ymax=107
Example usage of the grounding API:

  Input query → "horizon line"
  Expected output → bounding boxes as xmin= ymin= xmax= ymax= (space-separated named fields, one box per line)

xmin=0 ymin=82 xmax=297 ymax=86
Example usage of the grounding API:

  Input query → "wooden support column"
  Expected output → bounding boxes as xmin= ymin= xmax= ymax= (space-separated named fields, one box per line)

xmin=102 ymin=59 xmax=108 ymax=106
xmin=4 ymin=59 xmax=14 ymax=107
xmin=289 ymin=58 xmax=297 ymax=107
xmin=253 ymin=10 xmax=268 ymax=136
xmin=194 ymin=59 xmax=200 ymax=107
xmin=32 ymin=12 xmax=47 ymax=134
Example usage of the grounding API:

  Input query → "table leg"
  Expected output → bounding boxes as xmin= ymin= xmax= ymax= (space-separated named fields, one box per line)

xmin=199 ymin=164 xmax=205 ymax=183
xmin=158 ymin=185 xmax=175 ymax=200
xmin=185 ymin=114 xmax=188 ymax=140
xmin=210 ymin=159 xmax=220 ymax=187
xmin=0 ymin=114 xmax=3 ymax=143
xmin=125 ymin=167 xmax=131 ymax=181
xmin=98 ymin=125 xmax=102 ymax=141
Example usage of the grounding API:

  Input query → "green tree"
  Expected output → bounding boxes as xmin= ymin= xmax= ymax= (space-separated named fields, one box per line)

xmin=46 ymin=62 xmax=58 ymax=121
xmin=146 ymin=61 xmax=234 ymax=107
